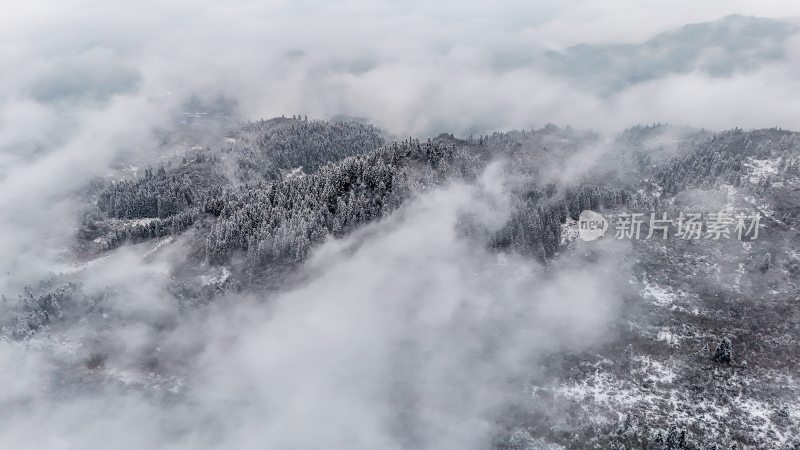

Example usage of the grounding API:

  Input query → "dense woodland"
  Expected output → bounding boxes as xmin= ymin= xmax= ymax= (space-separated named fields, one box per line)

xmin=232 ymin=116 xmax=385 ymax=181
xmin=7 ymin=9 xmax=800 ymax=450
xmin=34 ymin=118 xmax=800 ymax=449
xmin=85 ymin=120 xmax=800 ymax=272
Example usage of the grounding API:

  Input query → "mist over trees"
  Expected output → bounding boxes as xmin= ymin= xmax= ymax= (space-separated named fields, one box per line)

xmin=86 ymin=119 xmax=799 ymax=276
xmin=6 ymin=115 xmax=800 ymax=449
xmin=5 ymin=3 xmax=800 ymax=448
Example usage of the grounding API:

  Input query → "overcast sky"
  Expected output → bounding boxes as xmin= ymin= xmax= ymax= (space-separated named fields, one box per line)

xmin=3 ymin=0 xmax=800 ymax=139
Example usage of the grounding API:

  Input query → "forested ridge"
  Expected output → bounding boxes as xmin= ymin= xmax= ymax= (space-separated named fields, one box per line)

xmin=232 ymin=116 xmax=385 ymax=181
xmin=11 ymin=116 xmax=800 ymax=449
xmin=83 ymin=119 xmax=800 ymax=272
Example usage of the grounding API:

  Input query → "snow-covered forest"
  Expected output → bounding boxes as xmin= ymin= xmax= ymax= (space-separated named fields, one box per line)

xmin=2 ymin=2 xmax=800 ymax=450
xmin=6 ymin=115 xmax=799 ymax=448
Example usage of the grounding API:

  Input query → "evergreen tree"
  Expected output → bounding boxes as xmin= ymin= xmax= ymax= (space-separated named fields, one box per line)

xmin=713 ymin=337 xmax=732 ymax=364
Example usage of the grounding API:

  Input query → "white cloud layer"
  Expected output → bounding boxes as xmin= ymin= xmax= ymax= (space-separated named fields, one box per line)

xmin=0 ymin=165 xmax=631 ymax=449
xmin=1 ymin=2 xmax=800 ymax=447
xmin=1 ymin=1 xmax=795 ymax=285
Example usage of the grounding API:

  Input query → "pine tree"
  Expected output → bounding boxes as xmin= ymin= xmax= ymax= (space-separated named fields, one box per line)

xmin=760 ymin=252 xmax=771 ymax=273
xmin=713 ymin=337 xmax=732 ymax=364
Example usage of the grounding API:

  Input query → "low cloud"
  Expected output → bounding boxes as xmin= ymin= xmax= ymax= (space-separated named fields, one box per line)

xmin=0 ymin=165 xmax=630 ymax=449
xmin=0 ymin=2 xmax=798 ymax=447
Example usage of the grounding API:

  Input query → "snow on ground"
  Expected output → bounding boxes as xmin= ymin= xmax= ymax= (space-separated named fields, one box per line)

xmin=281 ymin=166 xmax=305 ymax=180
xmin=105 ymin=217 xmax=159 ymax=227
xmin=742 ymin=194 xmax=777 ymax=221
xmin=60 ymin=234 xmax=173 ymax=275
xmin=638 ymin=356 xmax=677 ymax=384
xmin=143 ymin=237 xmax=174 ymax=258
xmin=560 ymin=216 xmax=578 ymax=245
xmin=744 ymin=157 xmax=781 ymax=184
xmin=555 ymin=368 xmax=662 ymax=414
xmin=553 ymin=356 xmax=800 ymax=447
xmin=554 ymin=356 xmax=677 ymax=409
xmin=729 ymin=395 xmax=800 ymax=446
xmin=641 ymin=279 xmax=677 ymax=307
xmin=656 ymin=328 xmax=681 ymax=347
xmin=506 ymin=429 xmax=565 ymax=450
xmin=56 ymin=254 xmax=111 ymax=275
xmin=200 ymin=266 xmax=231 ymax=287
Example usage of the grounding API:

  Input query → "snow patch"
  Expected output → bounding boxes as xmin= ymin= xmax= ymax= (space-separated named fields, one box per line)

xmin=744 ymin=157 xmax=780 ymax=184
xmin=56 ymin=255 xmax=111 ymax=275
xmin=638 ymin=356 xmax=678 ymax=384
xmin=642 ymin=279 xmax=676 ymax=307
xmin=560 ymin=216 xmax=578 ymax=245
xmin=656 ymin=328 xmax=681 ymax=347
xmin=144 ymin=237 xmax=174 ymax=258
xmin=281 ymin=166 xmax=305 ymax=181
xmin=200 ymin=266 xmax=231 ymax=287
